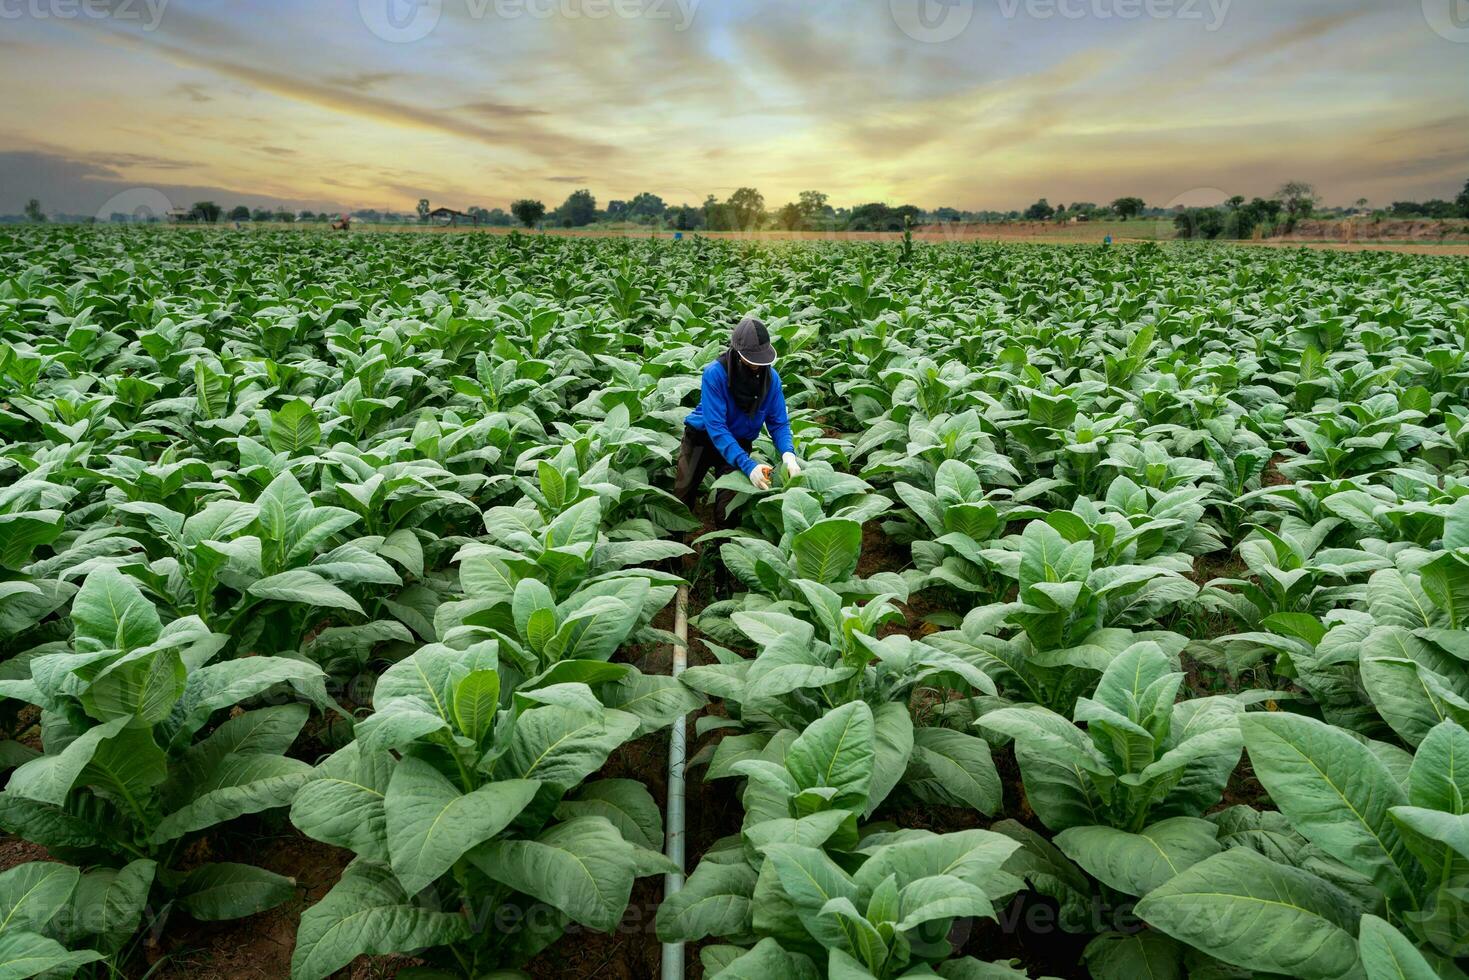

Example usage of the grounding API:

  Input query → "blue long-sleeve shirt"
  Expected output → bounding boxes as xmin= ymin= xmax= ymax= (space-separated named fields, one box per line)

xmin=684 ymin=360 xmax=796 ymax=476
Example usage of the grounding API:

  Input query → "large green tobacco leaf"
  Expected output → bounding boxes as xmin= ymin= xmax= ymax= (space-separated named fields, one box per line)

xmin=291 ymin=860 xmax=471 ymax=980
xmin=1408 ymin=721 xmax=1469 ymax=813
xmin=0 ymin=861 xmax=80 ymax=932
xmin=654 ymin=858 xmax=758 ymax=942
xmin=792 ymin=518 xmax=861 ymax=583
xmin=498 ymin=704 xmax=639 ymax=796
xmin=1241 ymin=712 xmax=1418 ymax=902
xmin=383 ymin=757 xmax=539 ymax=895
xmin=785 ymin=701 xmax=875 ymax=812
xmin=555 ymin=779 xmax=664 ymax=851
xmin=1357 ymin=913 xmax=1442 ymax=980
xmin=1055 ymin=818 xmax=1221 ymax=897
xmin=70 ymin=566 xmax=161 ymax=653
xmin=904 ymin=726 xmax=1001 ymax=815
xmin=175 ymin=863 xmax=295 ymax=921
xmin=1136 ymin=848 xmax=1361 ymax=979
xmin=0 ymin=931 xmax=103 ymax=979
xmin=5 ymin=716 xmax=130 ymax=806
xmin=54 ymin=859 xmax=157 ymax=950
xmin=470 ymin=816 xmax=662 ymax=931
xmin=150 ymin=753 xmax=314 ymax=843
xmin=291 ymin=742 xmax=394 ymax=861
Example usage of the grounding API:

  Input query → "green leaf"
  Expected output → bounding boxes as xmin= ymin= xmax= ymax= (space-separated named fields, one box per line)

xmin=0 ymin=861 xmax=80 ymax=932
xmin=290 ymin=860 xmax=470 ymax=980
xmin=1136 ymin=847 xmax=1360 ymax=980
xmin=291 ymin=742 xmax=393 ymax=862
xmin=151 ymin=753 xmax=313 ymax=843
xmin=905 ymin=726 xmax=1002 ymax=816
xmin=1082 ymin=931 xmax=1185 ymax=980
xmin=0 ymin=931 xmax=102 ymax=979
xmin=1055 ymin=818 xmax=1221 ymax=897
xmin=470 ymin=816 xmax=641 ymax=931
xmin=1409 ymin=721 xmax=1469 ymax=813
xmin=1357 ymin=913 xmax=1442 ymax=980
xmin=498 ymin=704 xmax=638 ymax=796
xmin=451 ymin=669 xmax=500 ymax=746
xmin=556 ymin=779 xmax=663 ymax=851
xmin=6 ymin=716 xmax=130 ymax=806
xmin=268 ymin=398 xmax=321 ymax=454
xmin=59 ymin=859 xmax=156 ymax=950
xmin=177 ymin=862 xmax=294 ymax=921
xmin=384 ymin=757 xmax=539 ymax=895
xmin=654 ymin=857 xmax=757 ymax=943
xmin=70 ymin=566 xmax=161 ymax=653
xmin=1241 ymin=711 xmax=1416 ymax=901
xmin=866 ymin=702 xmax=914 ymax=818
xmin=785 ymin=701 xmax=875 ymax=811
xmin=792 ymin=518 xmax=862 ymax=584
xmin=249 ymin=570 xmax=364 ymax=615
xmin=600 ymin=671 xmax=705 ymax=736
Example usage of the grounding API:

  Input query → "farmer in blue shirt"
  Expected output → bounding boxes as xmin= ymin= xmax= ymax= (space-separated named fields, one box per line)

xmin=675 ymin=317 xmax=801 ymax=526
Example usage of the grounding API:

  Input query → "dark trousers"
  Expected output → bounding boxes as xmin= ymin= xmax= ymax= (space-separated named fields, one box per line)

xmin=673 ymin=425 xmax=752 ymax=529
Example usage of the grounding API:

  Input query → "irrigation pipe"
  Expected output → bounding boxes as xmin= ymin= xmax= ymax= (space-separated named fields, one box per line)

xmin=661 ymin=583 xmax=690 ymax=980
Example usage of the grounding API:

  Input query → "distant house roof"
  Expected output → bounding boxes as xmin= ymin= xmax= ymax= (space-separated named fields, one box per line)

xmin=427 ymin=207 xmax=480 ymax=225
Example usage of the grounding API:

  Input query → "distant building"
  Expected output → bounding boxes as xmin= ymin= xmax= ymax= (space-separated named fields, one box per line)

xmin=427 ymin=207 xmax=480 ymax=227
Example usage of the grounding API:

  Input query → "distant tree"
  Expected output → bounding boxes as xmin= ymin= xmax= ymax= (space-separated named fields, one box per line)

xmin=1110 ymin=197 xmax=1145 ymax=220
xmin=24 ymin=198 xmax=45 ymax=223
xmin=1458 ymin=180 xmax=1469 ymax=218
xmin=191 ymin=201 xmax=222 ymax=223
xmin=703 ymin=194 xmax=733 ymax=231
xmin=776 ymin=202 xmax=804 ymax=231
xmin=109 ymin=212 xmax=129 ymax=224
xmin=1226 ymin=195 xmax=1245 ymax=211
xmin=605 ymin=200 xmax=629 ymax=222
xmin=1175 ymin=207 xmax=1225 ymax=240
xmin=1024 ymin=198 xmax=1055 ymax=221
xmin=1277 ymin=181 xmax=1318 ymax=229
xmin=796 ymin=190 xmax=832 ymax=227
xmin=627 ymin=192 xmax=666 ymax=224
xmin=511 ymin=199 xmax=545 ymax=229
xmin=275 ymin=209 xmax=295 ymax=223
xmin=484 ymin=208 xmax=511 ymax=226
xmin=299 ymin=211 xmax=316 ymax=222
xmin=552 ymin=189 xmax=597 ymax=228
xmin=417 ymin=199 xmax=431 ymax=223
xmin=228 ymin=205 xmax=250 ymax=221
xmin=671 ymin=204 xmax=704 ymax=231
xmin=726 ymin=187 xmax=765 ymax=230
xmin=1354 ymin=197 xmax=1370 ymax=212
xmin=931 ymin=207 xmax=962 ymax=223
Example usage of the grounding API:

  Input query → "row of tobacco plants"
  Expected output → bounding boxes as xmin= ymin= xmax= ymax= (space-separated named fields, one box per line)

xmin=1 ymin=226 xmax=1467 ymax=979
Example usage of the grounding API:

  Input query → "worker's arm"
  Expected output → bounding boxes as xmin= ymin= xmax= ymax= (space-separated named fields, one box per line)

xmin=701 ymin=366 xmax=759 ymax=476
xmin=765 ymin=371 xmax=796 ymax=459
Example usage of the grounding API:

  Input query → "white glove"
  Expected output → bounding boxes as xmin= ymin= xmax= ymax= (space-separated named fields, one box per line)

xmin=748 ymin=462 xmax=773 ymax=491
xmin=782 ymin=452 xmax=802 ymax=477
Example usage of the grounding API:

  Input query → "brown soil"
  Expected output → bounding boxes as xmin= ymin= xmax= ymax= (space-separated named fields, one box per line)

xmin=146 ymin=830 xmax=351 ymax=980
xmin=0 ymin=834 xmax=53 ymax=871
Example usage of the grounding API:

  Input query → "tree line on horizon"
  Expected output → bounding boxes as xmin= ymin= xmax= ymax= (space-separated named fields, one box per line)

xmin=7 ymin=178 xmax=1469 ymax=233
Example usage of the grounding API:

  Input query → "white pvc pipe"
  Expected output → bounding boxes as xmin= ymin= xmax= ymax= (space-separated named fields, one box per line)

xmin=661 ymin=584 xmax=690 ymax=980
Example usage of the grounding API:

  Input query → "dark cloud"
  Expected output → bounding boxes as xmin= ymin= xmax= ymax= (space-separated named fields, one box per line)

xmin=0 ymin=149 xmax=347 ymax=215
xmin=173 ymin=82 xmax=213 ymax=103
xmin=547 ymin=175 xmax=589 ymax=183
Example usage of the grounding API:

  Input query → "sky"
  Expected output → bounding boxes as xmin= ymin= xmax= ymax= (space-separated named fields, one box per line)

xmin=1 ymin=0 xmax=1466 ymax=217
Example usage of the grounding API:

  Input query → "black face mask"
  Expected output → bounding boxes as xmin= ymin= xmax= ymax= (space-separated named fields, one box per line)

xmin=722 ymin=348 xmax=769 ymax=417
